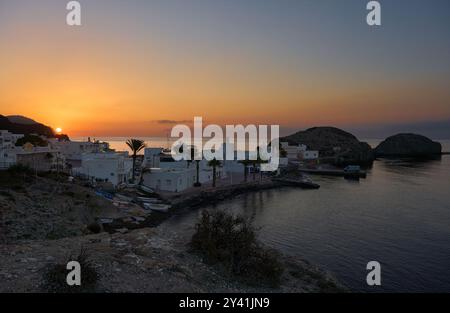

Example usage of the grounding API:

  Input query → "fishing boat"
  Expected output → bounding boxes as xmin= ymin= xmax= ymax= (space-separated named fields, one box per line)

xmin=143 ymin=203 xmax=170 ymax=213
xmin=137 ymin=196 xmax=162 ymax=203
xmin=139 ymin=185 xmax=155 ymax=194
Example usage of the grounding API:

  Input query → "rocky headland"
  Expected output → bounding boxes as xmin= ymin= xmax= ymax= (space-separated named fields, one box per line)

xmin=282 ymin=127 xmax=374 ymax=165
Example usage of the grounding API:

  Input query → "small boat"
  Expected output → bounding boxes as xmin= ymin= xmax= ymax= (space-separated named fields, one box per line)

xmin=137 ymin=196 xmax=161 ymax=203
xmin=139 ymin=185 xmax=155 ymax=194
xmin=343 ymin=165 xmax=366 ymax=179
xmin=98 ymin=218 xmax=114 ymax=224
xmin=95 ymin=190 xmax=114 ymax=200
xmin=115 ymin=194 xmax=133 ymax=202
xmin=143 ymin=203 xmax=170 ymax=213
xmin=132 ymin=216 xmax=146 ymax=222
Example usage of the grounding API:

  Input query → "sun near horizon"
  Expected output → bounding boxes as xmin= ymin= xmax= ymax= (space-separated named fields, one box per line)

xmin=1 ymin=1 xmax=450 ymax=138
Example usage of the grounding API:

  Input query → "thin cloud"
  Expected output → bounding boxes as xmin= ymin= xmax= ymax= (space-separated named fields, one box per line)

xmin=154 ymin=119 xmax=192 ymax=125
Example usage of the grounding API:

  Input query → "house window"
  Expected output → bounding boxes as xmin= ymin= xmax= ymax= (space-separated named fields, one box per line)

xmin=166 ymin=179 xmax=171 ymax=186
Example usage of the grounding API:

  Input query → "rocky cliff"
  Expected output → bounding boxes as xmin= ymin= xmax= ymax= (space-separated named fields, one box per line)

xmin=375 ymin=133 xmax=442 ymax=157
xmin=282 ymin=127 xmax=374 ymax=165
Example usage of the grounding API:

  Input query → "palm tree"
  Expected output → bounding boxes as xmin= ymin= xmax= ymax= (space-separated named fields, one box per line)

xmin=254 ymin=146 xmax=269 ymax=181
xmin=187 ymin=146 xmax=202 ymax=187
xmin=280 ymin=146 xmax=287 ymax=158
xmin=207 ymin=158 xmax=221 ymax=188
xmin=251 ymin=147 xmax=262 ymax=181
xmin=126 ymin=139 xmax=146 ymax=183
xmin=239 ymin=159 xmax=252 ymax=182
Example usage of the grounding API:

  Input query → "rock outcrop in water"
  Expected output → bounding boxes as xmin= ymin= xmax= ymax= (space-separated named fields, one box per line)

xmin=282 ymin=127 xmax=374 ymax=165
xmin=375 ymin=133 xmax=442 ymax=157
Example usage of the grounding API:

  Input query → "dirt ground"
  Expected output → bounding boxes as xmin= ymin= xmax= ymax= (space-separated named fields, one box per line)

xmin=0 ymin=225 xmax=343 ymax=293
xmin=0 ymin=173 xmax=344 ymax=293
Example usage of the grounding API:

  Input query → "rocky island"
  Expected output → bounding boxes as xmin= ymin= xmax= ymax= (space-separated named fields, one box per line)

xmin=282 ymin=127 xmax=374 ymax=165
xmin=375 ymin=133 xmax=442 ymax=157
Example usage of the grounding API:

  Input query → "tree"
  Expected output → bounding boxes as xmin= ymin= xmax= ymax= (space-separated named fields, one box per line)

xmin=194 ymin=159 xmax=201 ymax=187
xmin=239 ymin=159 xmax=252 ymax=182
xmin=187 ymin=146 xmax=202 ymax=187
xmin=280 ymin=146 xmax=287 ymax=158
xmin=207 ymin=158 xmax=221 ymax=188
xmin=126 ymin=139 xmax=146 ymax=183
xmin=254 ymin=147 xmax=269 ymax=181
xmin=15 ymin=134 xmax=48 ymax=147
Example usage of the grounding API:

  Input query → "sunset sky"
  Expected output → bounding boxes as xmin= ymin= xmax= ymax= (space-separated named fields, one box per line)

xmin=1 ymin=0 xmax=450 ymax=137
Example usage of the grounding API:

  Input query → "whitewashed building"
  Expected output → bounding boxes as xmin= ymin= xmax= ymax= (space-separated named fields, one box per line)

xmin=142 ymin=155 xmax=227 ymax=192
xmin=14 ymin=144 xmax=65 ymax=172
xmin=281 ymin=142 xmax=302 ymax=160
xmin=0 ymin=130 xmax=24 ymax=150
xmin=73 ymin=152 xmax=132 ymax=187
xmin=300 ymin=150 xmax=319 ymax=160
xmin=143 ymin=147 xmax=163 ymax=168
xmin=1 ymin=130 xmax=23 ymax=169
xmin=0 ymin=131 xmax=65 ymax=171
xmin=142 ymin=167 xmax=196 ymax=192
xmin=49 ymin=139 xmax=110 ymax=161
xmin=281 ymin=142 xmax=319 ymax=161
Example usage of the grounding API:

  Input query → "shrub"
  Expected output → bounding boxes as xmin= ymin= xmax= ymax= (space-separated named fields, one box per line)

xmin=41 ymin=248 xmax=100 ymax=293
xmin=15 ymin=134 xmax=48 ymax=147
xmin=87 ymin=222 xmax=102 ymax=234
xmin=7 ymin=164 xmax=33 ymax=175
xmin=0 ymin=190 xmax=15 ymax=202
xmin=0 ymin=164 xmax=33 ymax=188
xmin=191 ymin=210 xmax=283 ymax=287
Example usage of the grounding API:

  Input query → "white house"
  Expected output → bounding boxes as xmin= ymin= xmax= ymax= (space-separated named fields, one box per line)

xmin=1 ymin=131 xmax=66 ymax=171
xmin=49 ymin=139 xmax=110 ymax=161
xmin=0 ymin=130 xmax=24 ymax=150
xmin=279 ymin=157 xmax=289 ymax=167
xmin=1 ymin=130 xmax=23 ymax=169
xmin=143 ymin=147 xmax=163 ymax=168
xmin=142 ymin=167 xmax=196 ymax=192
xmin=1 ymin=145 xmax=64 ymax=171
xmin=197 ymin=159 xmax=226 ymax=183
xmin=14 ymin=144 xmax=65 ymax=172
xmin=73 ymin=152 xmax=132 ymax=187
xmin=281 ymin=142 xmax=319 ymax=161
xmin=141 ymin=154 xmax=227 ymax=192
xmin=300 ymin=150 xmax=319 ymax=160
xmin=159 ymin=154 xmax=189 ymax=169
xmin=281 ymin=142 xmax=302 ymax=160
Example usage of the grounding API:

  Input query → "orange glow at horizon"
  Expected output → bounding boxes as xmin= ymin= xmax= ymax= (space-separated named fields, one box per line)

xmin=1 ymin=2 xmax=450 ymax=138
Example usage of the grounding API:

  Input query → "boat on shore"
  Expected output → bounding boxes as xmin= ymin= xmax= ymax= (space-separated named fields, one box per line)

xmin=137 ymin=196 xmax=162 ymax=204
xmin=139 ymin=185 xmax=155 ymax=194
xmin=143 ymin=203 xmax=170 ymax=213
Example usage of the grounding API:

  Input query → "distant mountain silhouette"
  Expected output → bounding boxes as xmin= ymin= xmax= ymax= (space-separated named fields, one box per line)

xmin=0 ymin=114 xmax=55 ymax=138
xmin=6 ymin=115 xmax=39 ymax=125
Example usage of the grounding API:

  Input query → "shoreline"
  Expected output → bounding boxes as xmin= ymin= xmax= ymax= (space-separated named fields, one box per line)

xmin=103 ymin=180 xmax=290 ymax=233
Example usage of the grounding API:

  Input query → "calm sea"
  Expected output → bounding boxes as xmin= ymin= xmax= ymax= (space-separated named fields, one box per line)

xmin=72 ymin=137 xmax=175 ymax=152
xmin=162 ymin=140 xmax=450 ymax=292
